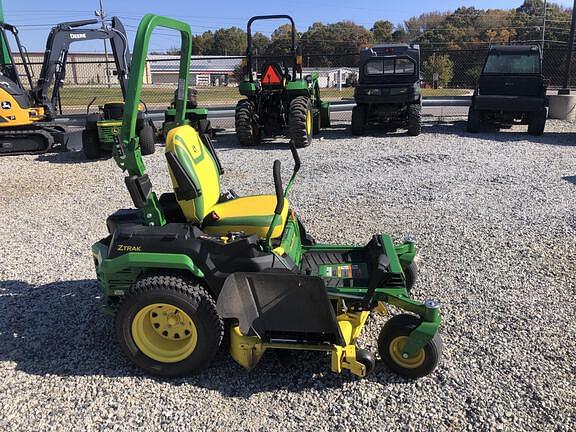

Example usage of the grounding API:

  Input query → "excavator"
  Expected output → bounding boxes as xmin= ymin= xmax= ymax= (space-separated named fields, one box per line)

xmin=0 ymin=16 xmax=154 ymax=156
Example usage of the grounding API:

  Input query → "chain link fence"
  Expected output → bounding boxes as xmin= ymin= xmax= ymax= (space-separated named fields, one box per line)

xmin=14 ymin=45 xmax=576 ymax=126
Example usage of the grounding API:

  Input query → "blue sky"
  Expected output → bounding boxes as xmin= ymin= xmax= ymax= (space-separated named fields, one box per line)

xmin=1 ymin=0 xmax=574 ymax=52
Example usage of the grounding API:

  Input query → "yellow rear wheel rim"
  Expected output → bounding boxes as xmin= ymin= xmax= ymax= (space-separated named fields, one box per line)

xmin=132 ymin=303 xmax=198 ymax=363
xmin=306 ymin=110 xmax=312 ymax=135
xmin=389 ymin=336 xmax=426 ymax=369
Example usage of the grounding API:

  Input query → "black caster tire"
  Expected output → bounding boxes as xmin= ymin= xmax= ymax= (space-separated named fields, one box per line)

xmin=378 ymin=314 xmax=442 ymax=379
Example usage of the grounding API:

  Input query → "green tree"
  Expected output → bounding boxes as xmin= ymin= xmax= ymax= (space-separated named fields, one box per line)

xmin=422 ymin=53 xmax=454 ymax=87
xmin=192 ymin=31 xmax=214 ymax=55
xmin=210 ymin=27 xmax=246 ymax=55
xmin=371 ymin=20 xmax=394 ymax=42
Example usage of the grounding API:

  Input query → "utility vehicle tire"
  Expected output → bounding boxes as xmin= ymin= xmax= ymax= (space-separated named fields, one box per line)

xmin=467 ymin=108 xmax=482 ymax=133
xmin=235 ymin=99 xmax=260 ymax=146
xmin=312 ymin=109 xmax=321 ymax=135
xmin=289 ymin=96 xmax=313 ymax=148
xmin=378 ymin=314 xmax=442 ymax=379
xmin=402 ymin=261 xmax=418 ymax=292
xmin=407 ymin=104 xmax=422 ymax=136
xmin=85 ymin=113 xmax=102 ymax=131
xmin=139 ymin=122 xmax=156 ymax=156
xmin=82 ymin=129 xmax=101 ymax=160
xmin=527 ymin=108 xmax=546 ymax=136
xmin=115 ymin=273 xmax=224 ymax=377
xmin=356 ymin=348 xmax=376 ymax=376
xmin=351 ymin=104 xmax=367 ymax=136
xmin=320 ymin=106 xmax=331 ymax=128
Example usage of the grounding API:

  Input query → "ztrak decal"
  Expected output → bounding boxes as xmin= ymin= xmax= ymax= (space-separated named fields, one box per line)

xmin=116 ymin=244 xmax=143 ymax=252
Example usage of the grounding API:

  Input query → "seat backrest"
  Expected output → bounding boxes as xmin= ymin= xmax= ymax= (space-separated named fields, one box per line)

xmin=165 ymin=125 xmax=220 ymax=223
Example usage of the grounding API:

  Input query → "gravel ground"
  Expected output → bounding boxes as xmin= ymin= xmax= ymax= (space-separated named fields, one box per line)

xmin=0 ymin=119 xmax=575 ymax=431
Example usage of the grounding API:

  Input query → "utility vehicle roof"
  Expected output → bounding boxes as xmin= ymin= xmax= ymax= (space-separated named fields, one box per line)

xmin=488 ymin=45 xmax=540 ymax=54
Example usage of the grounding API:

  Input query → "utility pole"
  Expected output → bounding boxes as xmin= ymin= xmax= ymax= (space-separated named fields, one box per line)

xmin=96 ymin=0 xmax=111 ymax=88
xmin=541 ymin=0 xmax=547 ymax=58
xmin=559 ymin=0 xmax=576 ymax=94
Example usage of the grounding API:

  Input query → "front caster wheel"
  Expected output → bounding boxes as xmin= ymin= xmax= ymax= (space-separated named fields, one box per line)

xmin=378 ymin=314 xmax=442 ymax=379
xmin=402 ymin=261 xmax=418 ymax=292
xmin=356 ymin=348 xmax=376 ymax=376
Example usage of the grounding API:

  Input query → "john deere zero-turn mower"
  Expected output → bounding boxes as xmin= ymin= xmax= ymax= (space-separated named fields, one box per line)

xmin=92 ymin=14 xmax=443 ymax=379
xmin=235 ymin=15 xmax=330 ymax=147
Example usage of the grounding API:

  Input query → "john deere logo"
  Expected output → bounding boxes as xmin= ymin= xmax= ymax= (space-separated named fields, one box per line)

xmin=70 ymin=33 xmax=87 ymax=39
xmin=1 ymin=101 xmax=11 ymax=109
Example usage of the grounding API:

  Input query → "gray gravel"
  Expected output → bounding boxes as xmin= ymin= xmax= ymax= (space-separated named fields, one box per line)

xmin=1 ymin=119 xmax=575 ymax=431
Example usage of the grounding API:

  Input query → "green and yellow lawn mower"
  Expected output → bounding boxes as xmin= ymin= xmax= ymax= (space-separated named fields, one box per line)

xmin=80 ymin=17 xmax=156 ymax=160
xmin=91 ymin=14 xmax=443 ymax=379
xmin=83 ymin=99 xmax=156 ymax=159
xmin=161 ymin=88 xmax=212 ymax=141
xmin=235 ymin=15 xmax=330 ymax=147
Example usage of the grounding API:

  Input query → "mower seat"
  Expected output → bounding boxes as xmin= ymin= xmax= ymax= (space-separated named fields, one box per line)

xmin=165 ymin=125 xmax=289 ymax=239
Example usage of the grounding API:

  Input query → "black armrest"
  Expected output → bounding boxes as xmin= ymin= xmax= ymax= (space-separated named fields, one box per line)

xmin=273 ymin=160 xmax=284 ymax=215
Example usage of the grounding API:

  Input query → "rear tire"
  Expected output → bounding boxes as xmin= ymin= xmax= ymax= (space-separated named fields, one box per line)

xmin=351 ymin=104 xmax=367 ymax=136
xmin=82 ymin=129 xmax=101 ymax=160
xmin=467 ymin=108 xmax=482 ymax=133
xmin=527 ymin=108 xmax=546 ymax=136
xmin=235 ymin=99 xmax=260 ymax=146
xmin=139 ymin=122 xmax=156 ymax=156
xmin=289 ymin=96 xmax=313 ymax=148
xmin=407 ymin=104 xmax=422 ymax=136
xmin=115 ymin=274 xmax=224 ymax=377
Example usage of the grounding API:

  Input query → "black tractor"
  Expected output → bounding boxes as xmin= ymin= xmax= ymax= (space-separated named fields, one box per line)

xmin=352 ymin=44 xmax=422 ymax=136
xmin=467 ymin=45 xmax=547 ymax=135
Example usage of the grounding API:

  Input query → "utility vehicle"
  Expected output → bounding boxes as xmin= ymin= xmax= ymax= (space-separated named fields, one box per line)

xmin=352 ymin=44 xmax=422 ymax=136
xmin=467 ymin=45 xmax=547 ymax=135
xmin=92 ymin=14 xmax=443 ymax=379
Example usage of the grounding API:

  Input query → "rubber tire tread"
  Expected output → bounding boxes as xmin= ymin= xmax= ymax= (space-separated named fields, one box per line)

xmin=351 ymin=104 xmax=367 ymax=136
xmin=467 ymin=108 xmax=482 ymax=133
xmin=527 ymin=108 xmax=546 ymax=136
xmin=138 ymin=122 xmax=156 ymax=156
xmin=82 ymin=129 xmax=101 ymax=160
xmin=115 ymin=273 xmax=224 ymax=377
xmin=289 ymin=96 xmax=312 ymax=148
xmin=235 ymin=99 xmax=259 ymax=146
xmin=407 ymin=104 xmax=422 ymax=136
xmin=377 ymin=314 xmax=442 ymax=379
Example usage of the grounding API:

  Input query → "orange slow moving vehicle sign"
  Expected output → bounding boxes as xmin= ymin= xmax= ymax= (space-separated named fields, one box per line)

xmin=262 ymin=64 xmax=282 ymax=85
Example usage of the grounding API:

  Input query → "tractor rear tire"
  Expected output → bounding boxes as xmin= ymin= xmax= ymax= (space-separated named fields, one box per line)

xmin=82 ymin=129 xmax=101 ymax=160
xmin=139 ymin=122 xmax=156 ymax=156
xmin=235 ymin=99 xmax=260 ymax=146
xmin=289 ymin=96 xmax=313 ymax=148
xmin=351 ymin=104 xmax=367 ymax=136
xmin=115 ymin=273 xmax=224 ymax=377
xmin=407 ymin=104 xmax=422 ymax=136
xmin=467 ymin=108 xmax=482 ymax=133
xmin=527 ymin=108 xmax=546 ymax=136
